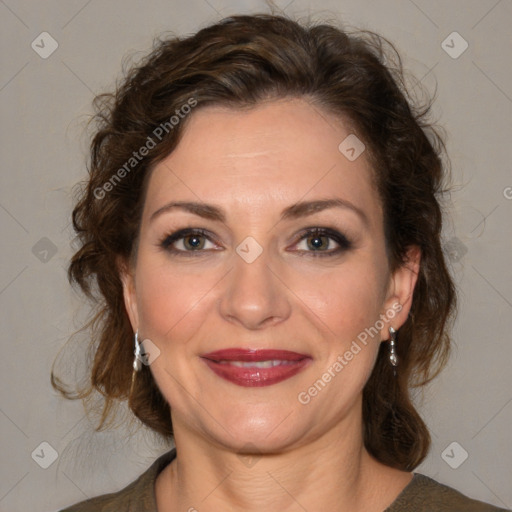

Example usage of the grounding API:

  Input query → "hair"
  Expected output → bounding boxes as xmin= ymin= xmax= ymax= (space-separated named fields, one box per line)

xmin=52 ymin=12 xmax=456 ymax=471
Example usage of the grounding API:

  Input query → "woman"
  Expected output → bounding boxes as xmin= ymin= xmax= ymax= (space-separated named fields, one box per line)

xmin=54 ymin=13 xmax=509 ymax=512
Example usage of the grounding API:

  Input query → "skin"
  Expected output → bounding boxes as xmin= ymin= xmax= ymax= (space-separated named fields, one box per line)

xmin=121 ymin=97 xmax=421 ymax=512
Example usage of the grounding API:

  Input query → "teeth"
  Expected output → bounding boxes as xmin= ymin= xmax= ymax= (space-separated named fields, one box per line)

xmin=222 ymin=360 xmax=292 ymax=368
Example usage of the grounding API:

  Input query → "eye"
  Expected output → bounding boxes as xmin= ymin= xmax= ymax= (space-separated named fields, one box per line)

xmin=291 ymin=228 xmax=352 ymax=256
xmin=160 ymin=228 xmax=220 ymax=254
xmin=159 ymin=227 xmax=351 ymax=257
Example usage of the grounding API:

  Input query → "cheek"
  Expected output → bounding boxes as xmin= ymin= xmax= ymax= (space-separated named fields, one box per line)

xmin=134 ymin=253 xmax=219 ymax=349
xmin=296 ymin=258 xmax=388 ymax=344
xmin=135 ymin=248 xmax=389 ymax=349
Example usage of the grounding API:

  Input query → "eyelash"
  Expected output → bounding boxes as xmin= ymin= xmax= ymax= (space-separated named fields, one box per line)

xmin=159 ymin=227 xmax=352 ymax=258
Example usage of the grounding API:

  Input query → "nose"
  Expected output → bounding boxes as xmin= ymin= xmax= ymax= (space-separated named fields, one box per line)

xmin=219 ymin=249 xmax=291 ymax=330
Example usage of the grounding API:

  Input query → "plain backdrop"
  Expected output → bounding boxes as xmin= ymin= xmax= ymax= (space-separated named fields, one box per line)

xmin=0 ymin=1 xmax=511 ymax=511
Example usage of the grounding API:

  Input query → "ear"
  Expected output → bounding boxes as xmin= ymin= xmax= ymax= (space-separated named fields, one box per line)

xmin=379 ymin=245 xmax=421 ymax=340
xmin=118 ymin=256 xmax=139 ymax=332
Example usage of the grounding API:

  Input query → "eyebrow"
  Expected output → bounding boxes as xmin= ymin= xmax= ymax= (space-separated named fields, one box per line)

xmin=149 ymin=198 xmax=368 ymax=226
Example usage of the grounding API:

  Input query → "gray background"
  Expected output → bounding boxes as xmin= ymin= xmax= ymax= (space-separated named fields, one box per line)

xmin=1 ymin=1 xmax=511 ymax=511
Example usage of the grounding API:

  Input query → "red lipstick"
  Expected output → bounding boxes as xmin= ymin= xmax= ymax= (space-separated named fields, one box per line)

xmin=201 ymin=349 xmax=311 ymax=387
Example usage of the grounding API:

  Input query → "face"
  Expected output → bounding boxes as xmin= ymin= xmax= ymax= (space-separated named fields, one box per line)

xmin=122 ymin=97 xmax=419 ymax=454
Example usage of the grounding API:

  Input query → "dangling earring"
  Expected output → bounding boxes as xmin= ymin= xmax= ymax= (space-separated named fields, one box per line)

xmin=388 ymin=326 xmax=398 ymax=370
xmin=133 ymin=331 xmax=142 ymax=372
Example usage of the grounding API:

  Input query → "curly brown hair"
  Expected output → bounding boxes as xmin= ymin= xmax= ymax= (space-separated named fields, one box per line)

xmin=52 ymin=12 xmax=456 ymax=471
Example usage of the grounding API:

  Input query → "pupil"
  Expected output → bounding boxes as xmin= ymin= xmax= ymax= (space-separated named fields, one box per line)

xmin=309 ymin=235 xmax=327 ymax=250
xmin=186 ymin=236 xmax=203 ymax=249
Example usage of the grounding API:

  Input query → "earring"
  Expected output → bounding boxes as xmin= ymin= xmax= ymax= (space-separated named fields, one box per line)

xmin=133 ymin=331 xmax=142 ymax=372
xmin=388 ymin=327 xmax=398 ymax=368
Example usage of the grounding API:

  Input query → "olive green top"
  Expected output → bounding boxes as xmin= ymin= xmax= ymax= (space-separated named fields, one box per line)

xmin=60 ymin=449 xmax=509 ymax=512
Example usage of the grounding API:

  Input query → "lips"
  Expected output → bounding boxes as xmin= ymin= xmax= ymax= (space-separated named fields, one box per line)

xmin=201 ymin=349 xmax=311 ymax=387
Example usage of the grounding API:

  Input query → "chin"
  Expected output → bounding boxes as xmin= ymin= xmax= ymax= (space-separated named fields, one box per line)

xmin=210 ymin=407 xmax=307 ymax=454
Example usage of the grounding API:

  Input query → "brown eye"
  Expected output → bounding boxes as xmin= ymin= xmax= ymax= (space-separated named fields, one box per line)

xmin=306 ymin=234 xmax=331 ymax=251
xmin=292 ymin=228 xmax=352 ymax=257
xmin=160 ymin=228 xmax=219 ymax=254
xmin=182 ymin=234 xmax=206 ymax=250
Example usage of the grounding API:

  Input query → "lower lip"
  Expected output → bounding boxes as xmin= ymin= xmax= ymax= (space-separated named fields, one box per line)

xmin=202 ymin=359 xmax=311 ymax=387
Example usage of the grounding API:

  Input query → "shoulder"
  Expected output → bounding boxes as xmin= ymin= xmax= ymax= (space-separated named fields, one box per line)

xmin=58 ymin=449 xmax=176 ymax=512
xmin=387 ymin=473 xmax=510 ymax=512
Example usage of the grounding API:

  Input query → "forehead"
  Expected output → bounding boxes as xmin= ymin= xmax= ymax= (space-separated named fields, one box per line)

xmin=144 ymin=98 xmax=381 ymax=224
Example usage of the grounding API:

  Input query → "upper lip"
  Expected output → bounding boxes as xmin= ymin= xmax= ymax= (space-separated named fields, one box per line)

xmin=201 ymin=349 xmax=310 ymax=362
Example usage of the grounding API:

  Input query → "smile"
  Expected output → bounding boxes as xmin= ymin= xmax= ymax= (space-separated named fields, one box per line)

xmin=201 ymin=349 xmax=312 ymax=387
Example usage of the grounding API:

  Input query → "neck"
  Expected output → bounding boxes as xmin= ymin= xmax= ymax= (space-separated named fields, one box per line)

xmin=156 ymin=410 xmax=412 ymax=512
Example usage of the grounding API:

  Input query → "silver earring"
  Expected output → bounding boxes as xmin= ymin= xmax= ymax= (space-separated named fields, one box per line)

xmin=133 ymin=331 xmax=142 ymax=372
xmin=389 ymin=327 xmax=398 ymax=368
